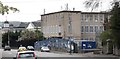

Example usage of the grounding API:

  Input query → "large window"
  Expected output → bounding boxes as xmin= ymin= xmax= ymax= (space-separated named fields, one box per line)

xmin=100 ymin=15 xmax=103 ymax=22
xmin=68 ymin=16 xmax=72 ymax=33
xmin=95 ymin=15 xmax=98 ymax=22
xmin=95 ymin=26 xmax=98 ymax=32
xmin=81 ymin=26 xmax=84 ymax=32
xmin=100 ymin=26 xmax=103 ymax=32
xmin=85 ymin=14 xmax=88 ymax=22
xmin=81 ymin=15 xmax=84 ymax=20
xmin=85 ymin=26 xmax=88 ymax=32
xmin=90 ymin=26 xmax=93 ymax=32
xmin=90 ymin=14 xmax=93 ymax=21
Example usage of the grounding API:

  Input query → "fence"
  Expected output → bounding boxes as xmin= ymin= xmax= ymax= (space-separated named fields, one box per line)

xmin=34 ymin=38 xmax=96 ymax=53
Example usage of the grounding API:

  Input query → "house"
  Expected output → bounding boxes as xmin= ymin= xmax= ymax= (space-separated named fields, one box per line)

xmin=1 ymin=21 xmax=29 ymax=33
xmin=26 ymin=22 xmax=41 ymax=31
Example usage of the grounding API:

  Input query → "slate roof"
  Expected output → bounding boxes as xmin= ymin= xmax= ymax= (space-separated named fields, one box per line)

xmin=32 ymin=22 xmax=41 ymax=27
xmin=0 ymin=21 xmax=29 ymax=28
xmin=0 ymin=21 xmax=40 ymax=29
xmin=19 ymin=22 xmax=29 ymax=28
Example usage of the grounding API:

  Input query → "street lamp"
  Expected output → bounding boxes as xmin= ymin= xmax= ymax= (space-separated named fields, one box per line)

xmin=8 ymin=30 xmax=10 ymax=46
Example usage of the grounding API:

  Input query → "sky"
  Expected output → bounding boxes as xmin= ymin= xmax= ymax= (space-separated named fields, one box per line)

xmin=0 ymin=0 xmax=111 ymax=22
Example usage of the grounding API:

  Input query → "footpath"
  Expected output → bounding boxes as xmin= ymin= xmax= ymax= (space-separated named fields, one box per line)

xmin=51 ymin=50 xmax=120 ymax=58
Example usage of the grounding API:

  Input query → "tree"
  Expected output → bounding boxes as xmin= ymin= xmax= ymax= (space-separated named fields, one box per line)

xmin=110 ymin=2 xmax=120 ymax=49
xmin=0 ymin=1 xmax=19 ymax=15
xmin=100 ymin=30 xmax=112 ymax=45
xmin=19 ymin=30 xmax=45 ymax=47
xmin=35 ymin=30 xmax=45 ymax=40
xmin=20 ymin=30 xmax=45 ymax=41
xmin=2 ymin=31 xmax=21 ymax=47
xmin=2 ymin=33 xmax=8 ymax=47
xmin=84 ymin=0 xmax=120 ymax=11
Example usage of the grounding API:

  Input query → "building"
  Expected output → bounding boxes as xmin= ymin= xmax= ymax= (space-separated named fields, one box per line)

xmin=41 ymin=11 xmax=109 ymax=41
xmin=26 ymin=22 xmax=41 ymax=31
xmin=0 ymin=21 xmax=29 ymax=33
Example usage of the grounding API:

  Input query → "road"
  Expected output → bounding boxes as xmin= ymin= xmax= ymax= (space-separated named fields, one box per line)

xmin=1 ymin=49 xmax=119 ymax=59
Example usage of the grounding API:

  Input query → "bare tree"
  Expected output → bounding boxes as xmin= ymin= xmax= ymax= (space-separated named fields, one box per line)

xmin=84 ymin=0 xmax=120 ymax=11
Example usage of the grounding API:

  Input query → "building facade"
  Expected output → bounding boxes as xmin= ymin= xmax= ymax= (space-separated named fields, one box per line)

xmin=41 ymin=11 xmax=109 ymax=41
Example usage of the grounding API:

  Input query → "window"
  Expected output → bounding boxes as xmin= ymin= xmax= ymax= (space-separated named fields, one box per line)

xmin=85 ymin=14 xmax=88 ymax=22
xmin=90 ymin=14 xmax=93 ymax=21
xmin=61 ymin=16 xmax=64 ymax=19
xmin=100 ymin=15 xmax=103 ymax=22
xmin=68 ymin=16 xmax=72 ymax=33
xmin=68 ymin=25 xmax=72 ymax=33
xmin=95 ymin=26 xmax=98 ymax=32
xmin=81 ymin=15 xmax=84 ymax=20
xmin=100 ymin=26 xmax=103 ymax=32
xmin=90 ymin=26 xmax=93 ymax=32
xmin=19 ymin=52 xmax=34 ymax=58
xmin=85 ymin=26 xmax=88 ymax=32
xmin=95 ymin=15 xmax=98 ymax=22
xmin=81 ymin=26 xmax=84 ymax=32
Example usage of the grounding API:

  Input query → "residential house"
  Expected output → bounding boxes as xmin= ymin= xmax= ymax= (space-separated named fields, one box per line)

xmin=26 ymin=22 xmax=41 ymax=31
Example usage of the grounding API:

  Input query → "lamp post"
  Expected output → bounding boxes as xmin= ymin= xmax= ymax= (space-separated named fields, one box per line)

xmin=8 ymin=29 xmax=10 ymax=46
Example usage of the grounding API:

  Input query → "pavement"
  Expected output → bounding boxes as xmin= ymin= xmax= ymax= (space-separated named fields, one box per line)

xmin=0 ymin=49 xmax=2 ymax=59
xmin=51 ymin=50 xmax=119 ymax=57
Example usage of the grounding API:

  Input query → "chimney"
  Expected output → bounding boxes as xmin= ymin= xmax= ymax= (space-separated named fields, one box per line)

xmin=73 ymin=8 xmax=75 ymax=11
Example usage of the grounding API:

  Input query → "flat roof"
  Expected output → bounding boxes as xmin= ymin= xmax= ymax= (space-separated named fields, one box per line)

xmin=41 ymin=11 xmax=109 ymax=16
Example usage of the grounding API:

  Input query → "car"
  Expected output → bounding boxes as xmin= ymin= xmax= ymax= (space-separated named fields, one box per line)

xmin=40 ymin=46 xmax=50 ymax=52
xmin=4 ymin=45 xmax=11 ymax=51
xmin=13 ymin=51 xmax=37 ymax=59
xmin=27 ymin=46 xmax=34 ymax=51
xmin=18 ymin=47 xmax=27 ymax=52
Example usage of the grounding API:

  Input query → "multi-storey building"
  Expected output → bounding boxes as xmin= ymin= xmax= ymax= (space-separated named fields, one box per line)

xmin=41 ymin=11 xmax=109 ymax=41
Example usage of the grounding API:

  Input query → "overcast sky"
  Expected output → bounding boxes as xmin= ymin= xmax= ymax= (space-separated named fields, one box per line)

xmin=0 ymin=0 xmax=111 ymax=22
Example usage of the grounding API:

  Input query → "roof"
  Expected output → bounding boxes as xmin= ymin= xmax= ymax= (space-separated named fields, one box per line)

xmin=19 ymin=22 xmax=29 ymax=28
xmin=1 ymin=21 xmax=29 ymax=28
xmin=32 ymin=22 xmax=41 ymax=27
xmin=10 ymin=21 xmax=22 ymax=27
xmin=41 ymin=11 xmax=109 ymax=16
xmin=81 ymin=11 xmax=109 ymax=14
xmin=9 ymin=24 xmax=13 ymax=26
xmin=41 ymin=11 xmax=81 ymax=16
xmin=4 ymin=20 xmax=9 ymax=23
xmin=18 ymin=51 xmax=35 ymax=53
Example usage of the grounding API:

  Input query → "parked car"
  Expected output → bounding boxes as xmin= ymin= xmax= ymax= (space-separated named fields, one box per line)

xmin=4 ymin=45 xmax=11 ymax=51
xmin=27 ymin=46 xmax=34 ymax=51
xmin=18 ymin=47 xmax=27 ymax=52
xmin=40 ymin=46 xmax=50 ymax=52
xmin=13 ymin=51 xmax=37 ymax=59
